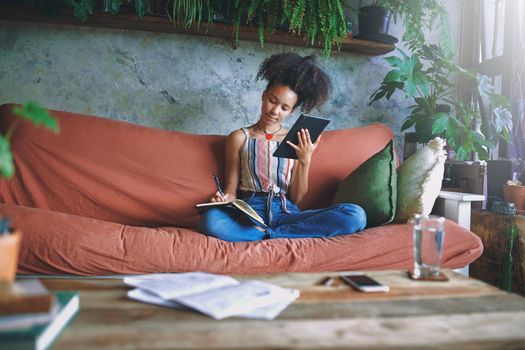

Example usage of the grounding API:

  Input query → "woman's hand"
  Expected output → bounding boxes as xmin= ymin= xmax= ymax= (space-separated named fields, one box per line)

xmin=286 ymin=128 xmax=321 ymax=165
xmin=210 ymin=191 xmax=234 ymax=203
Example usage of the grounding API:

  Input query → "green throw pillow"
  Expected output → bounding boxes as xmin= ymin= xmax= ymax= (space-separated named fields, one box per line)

xmin=332 ymin=140 xmax=397 ymax=228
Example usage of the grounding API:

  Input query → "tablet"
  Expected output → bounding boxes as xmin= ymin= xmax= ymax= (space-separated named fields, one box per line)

xmin=273 ymin=114 xmax=331 ymax=159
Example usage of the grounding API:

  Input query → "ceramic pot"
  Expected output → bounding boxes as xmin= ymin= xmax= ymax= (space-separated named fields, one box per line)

xmin=357 ymin=6 xmax=391 ymax=35
xmin=503 ymin=184 xmax=525 ymax=211
xmin=0 ymin=231 xmax=21 ymax=285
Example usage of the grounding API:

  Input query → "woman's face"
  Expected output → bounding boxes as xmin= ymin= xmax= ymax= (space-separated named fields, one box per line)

xmin=260 ymin=84 xmax=298 ymax=125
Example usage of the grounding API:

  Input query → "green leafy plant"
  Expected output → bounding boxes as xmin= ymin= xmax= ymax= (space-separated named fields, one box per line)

xmin=0 ymin=102 xmax=59 ymax=178
xmin=21 ymin=0 xmax=150 ymax=21
xmin=370 ymin=44 xmax=512 ymax=160
xmin=377 ymin=0 xmax=451 ymax=54
xmin=172 ymin=0 xmax=215 ymax=29
xmin=348 ymin=0 xmax=451 ymax=54
xmin=229 ymin=0 xmax=348 ymax=57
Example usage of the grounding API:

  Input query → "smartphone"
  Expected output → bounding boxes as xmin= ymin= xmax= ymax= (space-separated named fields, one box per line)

xmin=340 ymin=273 xmax=390 ymax=293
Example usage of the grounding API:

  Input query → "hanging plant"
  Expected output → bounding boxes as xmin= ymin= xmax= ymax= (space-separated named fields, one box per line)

xmin=375 ymin=0 xmax=452 ymax=54
xmin=171 ymin=0 xmax=215 ymax=29
xmin=231 ymin=0 xmax=347 ymax=57
xmin=19 ymin=0 xmax=150 ymax=21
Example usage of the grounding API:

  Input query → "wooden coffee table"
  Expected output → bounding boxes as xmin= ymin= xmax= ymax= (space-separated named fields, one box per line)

xmin=40 ymin=270 xmax=525 ymax=349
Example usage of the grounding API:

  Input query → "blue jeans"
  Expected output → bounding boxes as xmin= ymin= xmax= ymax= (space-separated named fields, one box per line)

xmin=199 ymin=192 xmax=367 ymax=242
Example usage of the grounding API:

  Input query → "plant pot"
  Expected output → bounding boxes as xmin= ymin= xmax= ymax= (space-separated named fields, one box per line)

xmin=355 ymin=6 xmax=397 ymax=44
xmin=436 ymin=104 xmax=452 ymax=113
xmin=503 ymin=184 xmax=525 ymax=211
xmin=0 ymin=231 xmax=21 ymax=286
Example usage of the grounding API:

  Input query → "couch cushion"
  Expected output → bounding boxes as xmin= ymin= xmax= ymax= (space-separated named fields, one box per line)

xmin=0 ymin=204 xmax=483 ymax=276
xmin=395 ymin=137 xmax=446 ymax=223
xmin=331 ymin=140 xmax=397 ymax=227
xmin=0 ymin=104 xmax=225 ymax=229
xmin=0 ymin=104 xmax=394 ymax=228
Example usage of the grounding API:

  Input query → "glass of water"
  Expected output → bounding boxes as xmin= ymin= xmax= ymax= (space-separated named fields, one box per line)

xmin=412 ymin=215 xmax=445 ymax=278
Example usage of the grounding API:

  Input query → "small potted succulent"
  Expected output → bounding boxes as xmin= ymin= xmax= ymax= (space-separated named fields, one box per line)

xmin=503 ymin=158 xmax=525 ymax=211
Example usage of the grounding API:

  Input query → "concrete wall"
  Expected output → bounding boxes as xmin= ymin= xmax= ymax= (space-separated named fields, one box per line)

xmin=0 ymin=1 xmax=461 ymax=147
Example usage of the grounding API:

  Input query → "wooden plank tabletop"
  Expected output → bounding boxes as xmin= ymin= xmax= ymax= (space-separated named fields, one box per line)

xmin=39 ymin=270 xmax=525 ymax=350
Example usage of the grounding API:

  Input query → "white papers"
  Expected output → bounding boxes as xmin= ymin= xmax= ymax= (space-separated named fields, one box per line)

xmin=124 ymin=272 xmax=299 ymax=320
xmin=124 ymin=272 xmax=239 ymax=300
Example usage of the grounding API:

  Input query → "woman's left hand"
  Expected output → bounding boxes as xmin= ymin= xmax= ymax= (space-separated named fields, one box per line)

xmin=286 ymin=128 xmax=321 ymax=165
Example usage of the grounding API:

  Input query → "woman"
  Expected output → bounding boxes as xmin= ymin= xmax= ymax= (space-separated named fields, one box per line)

xmin=199 ymin=52 xmax=366 ymax=242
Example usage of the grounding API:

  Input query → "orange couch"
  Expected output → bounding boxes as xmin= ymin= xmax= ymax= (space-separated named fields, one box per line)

xmin=0 ymin=104 xmax=482 ymax=275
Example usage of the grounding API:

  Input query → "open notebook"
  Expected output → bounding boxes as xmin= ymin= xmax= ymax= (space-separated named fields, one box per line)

xmin=196 ymin=199 xmax=265 ymax=226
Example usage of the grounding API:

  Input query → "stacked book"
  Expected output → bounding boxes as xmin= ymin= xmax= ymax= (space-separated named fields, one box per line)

xmin=125 ymin=272 xmax=300 ymax=320
xmin=0 ymin=280 xmax=79 ymax=350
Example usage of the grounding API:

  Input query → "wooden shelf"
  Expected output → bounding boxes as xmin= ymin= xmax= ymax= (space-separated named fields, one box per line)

xmin=0 ymin=4 xmax=395 ymax=56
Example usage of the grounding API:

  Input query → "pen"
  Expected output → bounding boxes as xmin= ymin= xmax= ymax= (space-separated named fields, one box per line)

xmin=213 ymin=173 xmax=225 ymax=196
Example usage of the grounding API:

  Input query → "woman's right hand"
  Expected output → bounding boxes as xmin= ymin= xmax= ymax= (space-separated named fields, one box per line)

xmin=210 ymin=191 xmax=233 ymax=203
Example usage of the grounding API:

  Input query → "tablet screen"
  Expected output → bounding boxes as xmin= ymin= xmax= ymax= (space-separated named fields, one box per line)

xmin=272 ymin=114 xmax=330 ymax=159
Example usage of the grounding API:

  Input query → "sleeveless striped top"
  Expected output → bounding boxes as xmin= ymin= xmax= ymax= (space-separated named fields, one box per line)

xmin=239 ymin=127 xmax=294 ymax=194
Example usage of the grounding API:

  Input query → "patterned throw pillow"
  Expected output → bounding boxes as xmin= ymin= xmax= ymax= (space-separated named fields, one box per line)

xmin=332 ymin=140 xmax=397 ymax=228
xmin=394 ymin=137 xmax=447 ymax=223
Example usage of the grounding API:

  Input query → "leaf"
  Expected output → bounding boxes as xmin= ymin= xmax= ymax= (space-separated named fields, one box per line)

xmin=493 ymin=107 xmax=513 ymax=133
xmin=0 ymin=135 xmax=14 ymax=178
xmin=476 ymin=74 xmax=494 ymax=98
xmin=369 ymin=87 xmax=387 ymax=105
xmin=385 ymin=82 xmax=403 ymax=99
xmin=477 ymin=146 xmax=489 ymax=160
xmin=384 ymin=56 xmax=404 ymax=68
xmin=12 ymin=102 xmax=60 ymax=133
xmin=384 ymin=70 xmax=402 ymax=82
xmin=104 ymin=0 xmax=121 ymax=15
xmin=415 ymin=79 xmax=430 ymax=97
xmin=134 ymin=0 xmax=147 ymax=18
xmin=432 ymin=113 xmax=448 ymax=135
xmin=502 ymin=127 xmax=511 ymax=142
xmin=472 ymin=132 xmax=490 ymax=147
xmin=71 ymin=0 xmax=95 ymax=22
xmin=258 ymin=10 xmax=265 ymax=47
xmin=488 ymin=93 xmax=510 ymax=108
xmin=405 ymin=80 xmax=417 ymax=97
xmin=401 ymin=117 xmax=415 ymax=131
xmin=455 ymin=146 xmax=471 ymax=161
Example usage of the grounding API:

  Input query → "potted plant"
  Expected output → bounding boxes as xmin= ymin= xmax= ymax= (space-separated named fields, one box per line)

xmin=369 ymin=44 xmax=512 ymax=161
xmin=503 ymin=158 xmax=525 ymax=211
xmin=0 ymin=102 xmax=59 ymax=285
xmin=503 ymin=180 xmax=525 ymax=211
xmin=350 ymin=1 xmax=397 ymax=44
xmin=346 ymin=0 xmax=450 ymax=50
